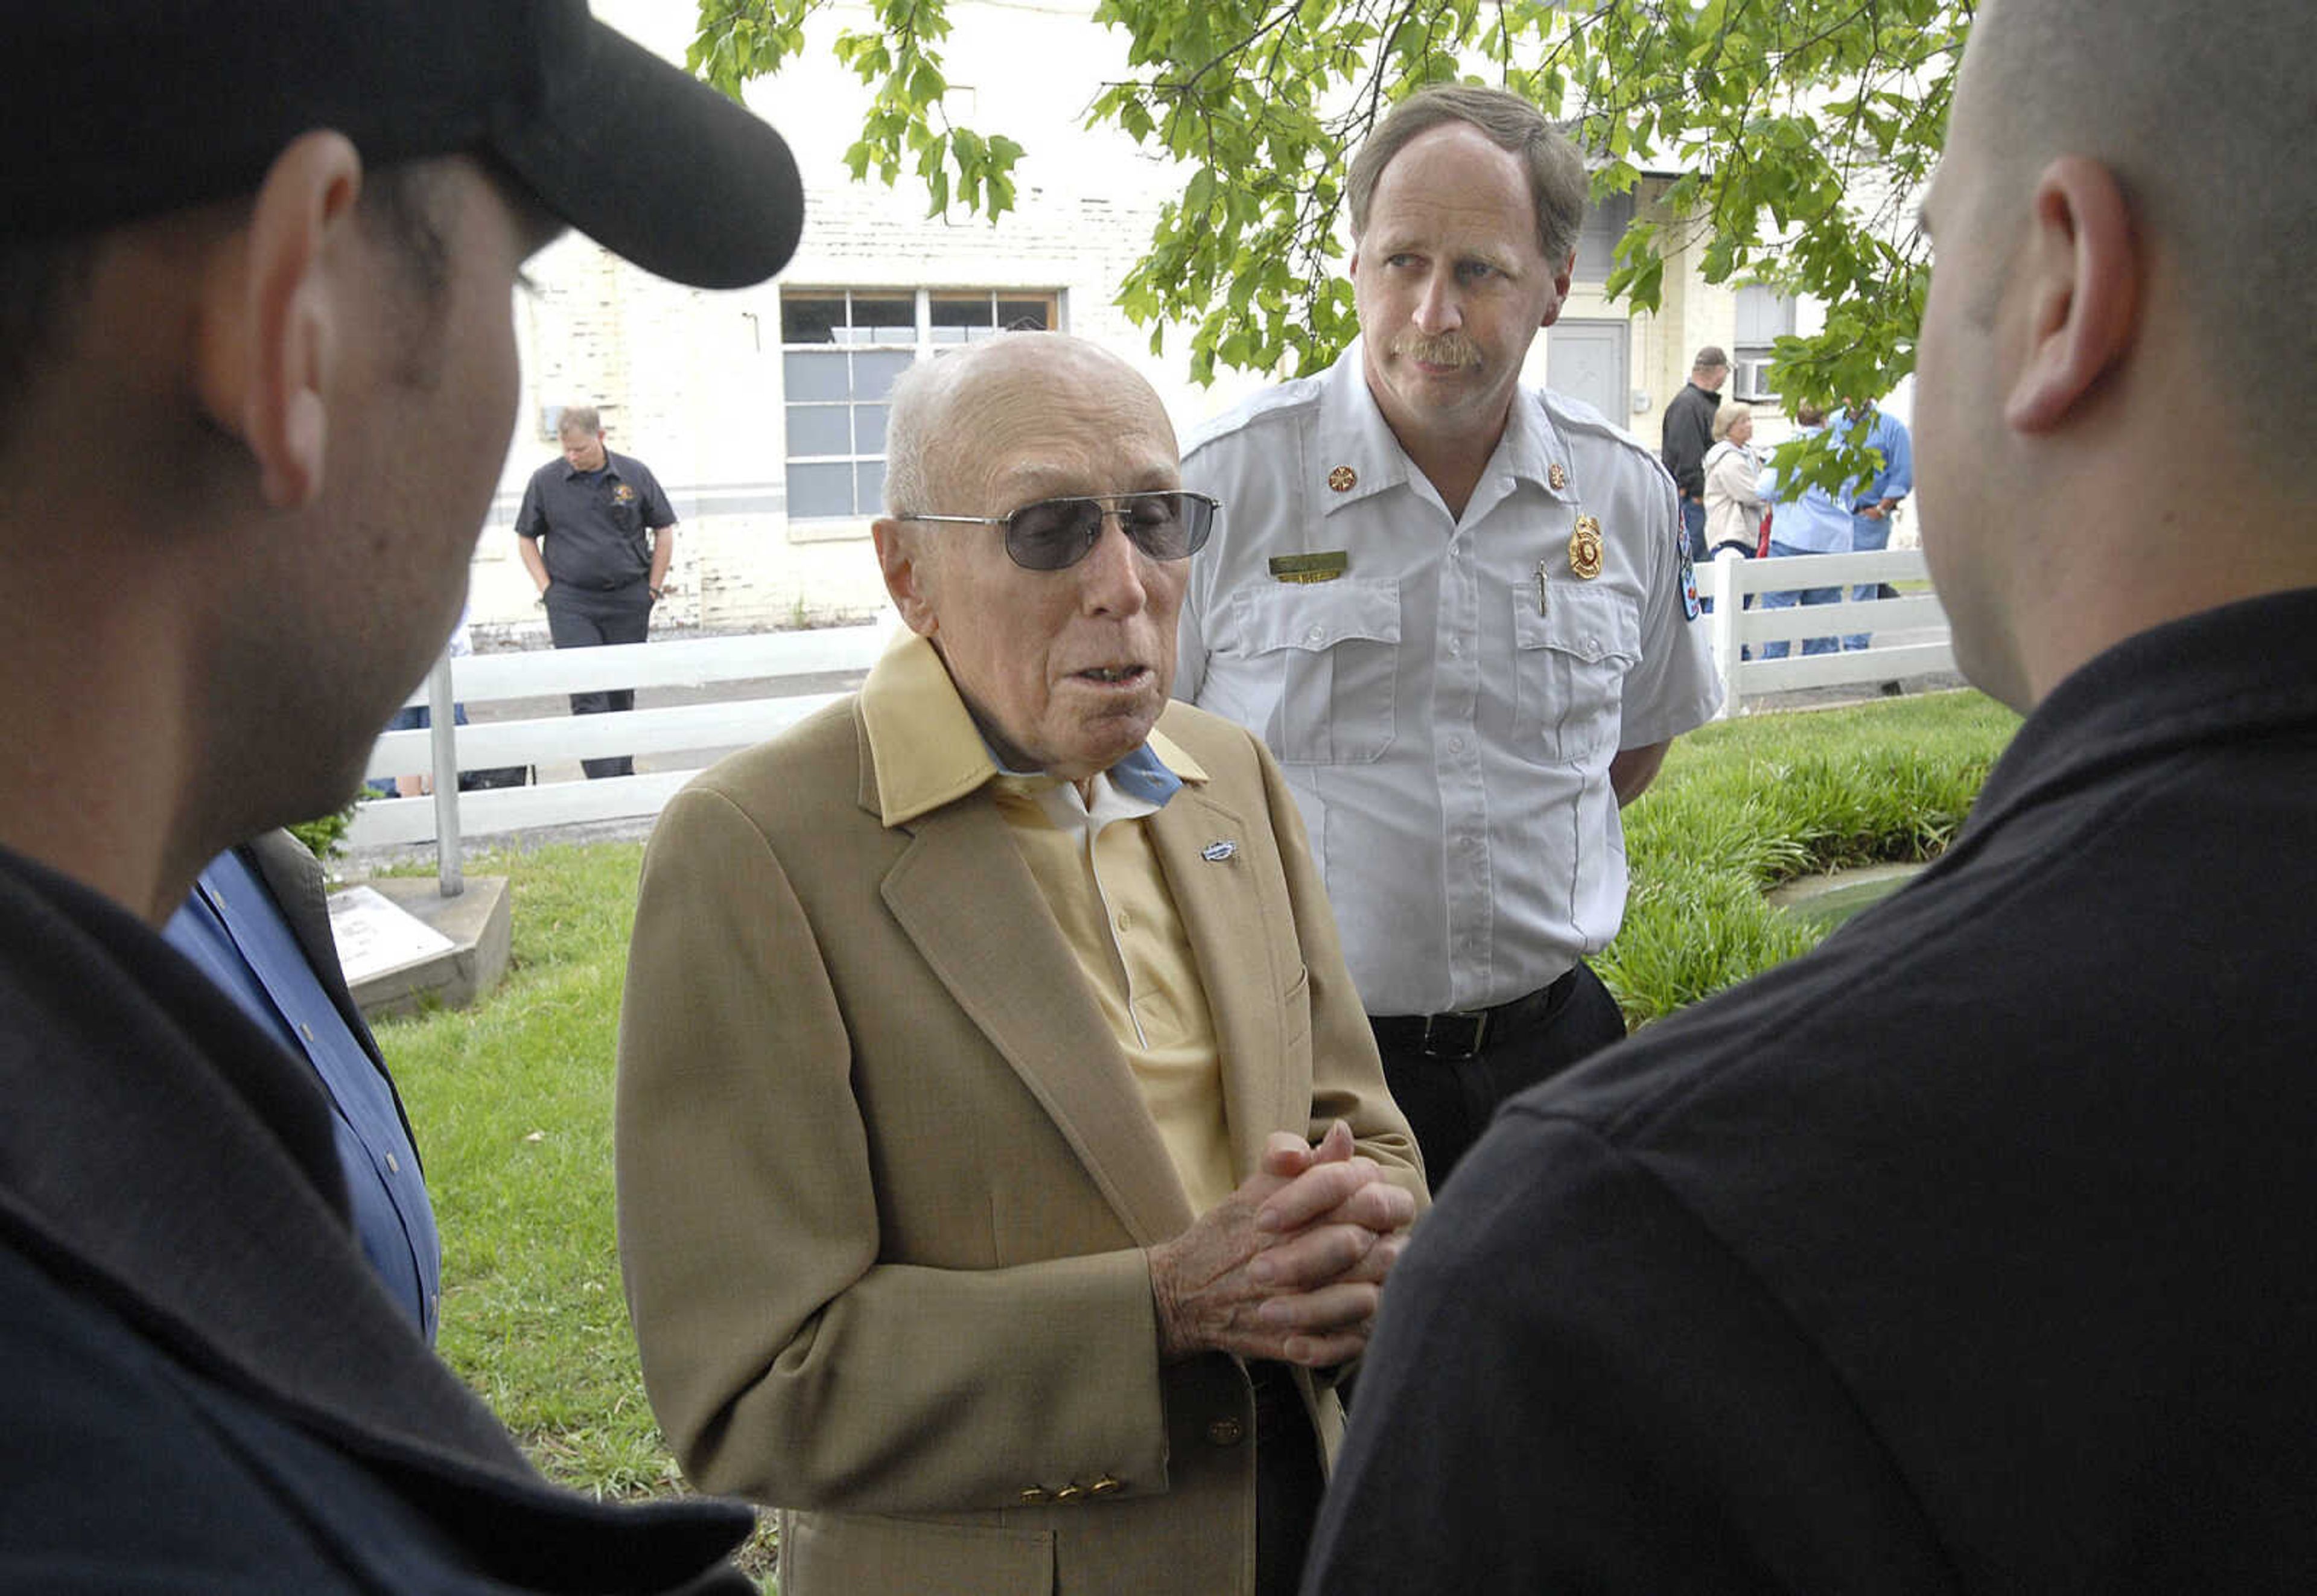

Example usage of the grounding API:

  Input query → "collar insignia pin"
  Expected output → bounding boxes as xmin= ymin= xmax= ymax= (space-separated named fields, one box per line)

xmin=1327 ymin=466 xmax=1356 ymax=492
xmin=1569 ymin=515 xmax=1605 ymax=579
xmin=1201 ymin=840 xmax=1238 ymax=863
xmin=1548 ymin=462 xmax=1568 ymax=492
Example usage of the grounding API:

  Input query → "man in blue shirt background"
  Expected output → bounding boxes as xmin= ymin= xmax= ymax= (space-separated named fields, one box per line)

xmin=1756 ymin=402 xmax=1855 ymax=658
xmin=1836 ymin=400 xmax=1913 ymax=650
xmin=164 ymin=830 xmax=441 ymax=1339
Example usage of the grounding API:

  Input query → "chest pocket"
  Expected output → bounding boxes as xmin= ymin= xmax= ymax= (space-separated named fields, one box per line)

xmin=1225 ymin=580 xmax=1400 ymax=765
xmin=1512 ymin=585 xmax=1641 ymax=765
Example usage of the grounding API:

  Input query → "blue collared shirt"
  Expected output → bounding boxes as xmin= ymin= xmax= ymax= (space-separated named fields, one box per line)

xmin=1835 ymin=405 xmax=1913 ymax=517
xmin=1758 ymin=424 xmax=1858 ymax=553
xmin=163 ymin=850 xmax=442 ymax=1340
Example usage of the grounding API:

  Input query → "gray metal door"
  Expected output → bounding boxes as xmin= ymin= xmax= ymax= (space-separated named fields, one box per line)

xmin=1544 ymin=319 xmax=1630 ymax=422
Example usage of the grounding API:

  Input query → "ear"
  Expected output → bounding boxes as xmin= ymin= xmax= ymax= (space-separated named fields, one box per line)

xmin=1537 ymin=248 xmax=1576 ymax=330
xmin=194 ymin=130 xmax=364 ymax=509
xmin=872 ymin=518 xmax=939 ymax=637
xmin=2004 ymin=155 xmax=2138 ymax=434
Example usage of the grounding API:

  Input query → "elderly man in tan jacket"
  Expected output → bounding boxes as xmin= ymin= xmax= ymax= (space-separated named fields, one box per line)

xmin=616 ymin=332 xmax=1425 ymax=1596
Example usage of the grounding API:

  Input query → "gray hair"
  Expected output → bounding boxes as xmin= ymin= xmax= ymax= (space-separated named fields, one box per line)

xmin=557 ymin=404 xmax=602 ymax=439
xmin=1347 ymin=84 xmax=1588 ymax=265
xmin=1711 ymin=399 xmax=1753 ymax=442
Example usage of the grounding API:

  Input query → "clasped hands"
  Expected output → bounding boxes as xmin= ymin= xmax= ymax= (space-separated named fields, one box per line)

xmin=1147 ymin=1120 xmax=1418 ymax=1368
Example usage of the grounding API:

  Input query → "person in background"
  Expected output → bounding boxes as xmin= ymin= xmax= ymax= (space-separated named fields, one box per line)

xmin=165 ymin=830 xmax=441 ymax=1339
xmin=1701 ymin=400 xmax=1766 ymax=560
xmin=1835 ymin=398 xmax=1913 ymax=650
xmin=1661 ymin=345 xmax=1731 ymax=561
xmin=1302 ymin=0 xmax=2317 ymax=1586
xmin=1756 ymin=400 xmax=1852 ymax=657
xmin=515 ymin=404 xmax=676 ymax=778
xmin=0 ymin=0 xmax=803 ymax=1585
xmin=1178 ymin=86 xmax=1721 ymax=1193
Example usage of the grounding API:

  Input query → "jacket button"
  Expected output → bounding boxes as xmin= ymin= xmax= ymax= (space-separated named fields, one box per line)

xmin=1055 ymin=1484 xmax=1087 ymax=1504
xmin=1019 ymin=1487 xmax=1052 ymax=1506
xmin=1089 ymin=1475 xmax=1124 ymax=1496
xmin=1206 ymin=1416 xmax=1245 ymax=1447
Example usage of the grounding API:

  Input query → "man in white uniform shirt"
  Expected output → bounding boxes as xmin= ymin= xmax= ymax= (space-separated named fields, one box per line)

xmin=1177 ymin=85 xmax=1720 ymax=1189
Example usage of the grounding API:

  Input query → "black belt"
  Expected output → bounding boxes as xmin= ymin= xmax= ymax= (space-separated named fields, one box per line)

xmin=1369 ymin=967 xmax=1580 ymax=1062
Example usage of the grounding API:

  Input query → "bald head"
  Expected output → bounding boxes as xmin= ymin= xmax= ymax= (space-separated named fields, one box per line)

xmin=883 ymin=332 xmax=1174 ymax=525
xmin=1962 ymin=0 xmax=2315 ymax=465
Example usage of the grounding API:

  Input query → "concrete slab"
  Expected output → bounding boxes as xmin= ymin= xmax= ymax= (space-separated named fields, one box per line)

xmin=1766 ymin=861 xmax=1925 ymax=929
xmin=338 ymin=874 xmax=512 ymax=1021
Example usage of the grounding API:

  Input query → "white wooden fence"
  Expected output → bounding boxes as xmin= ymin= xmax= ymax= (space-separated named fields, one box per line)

xmin=353 ymin=553 xmax=1956 ymax=875
xmin=1697 ymin=546 xmax=1954 ymax=719
xmin=348 ymin=623 xmax=895 ymax=863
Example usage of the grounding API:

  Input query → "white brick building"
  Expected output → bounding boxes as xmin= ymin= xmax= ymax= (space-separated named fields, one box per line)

xmin=466 ymin=0 xmax=1808 ymax=643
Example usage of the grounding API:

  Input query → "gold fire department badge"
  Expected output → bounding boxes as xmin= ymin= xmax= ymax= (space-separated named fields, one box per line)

xmin=1569 ymin=515 xmax=1604 ymax=579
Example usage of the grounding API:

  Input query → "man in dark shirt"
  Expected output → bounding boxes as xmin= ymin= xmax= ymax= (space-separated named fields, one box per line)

xmin=1303 ymin=1 xmax=2317 ymax=1589
xmin=1659 ymin=345 xmax=1726 ymax=560
xmin=0 ymin=0 xmax=802 ymax=1585
xmin=515 ymin=404 xmax=677 ymax=778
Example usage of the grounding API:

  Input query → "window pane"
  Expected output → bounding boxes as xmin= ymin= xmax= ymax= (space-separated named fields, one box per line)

xmin=780 ymin=294 xmax=844 ymax=344
xmin=856 ymin=459 xmax=888 ymax=513
xmin=853 ymin=296 xmax=914 ymax=340
xmin=783 ymin=349 xmax=852 ymax=402
xmin=996 ymin=297 xmax=1053 ymax=331
xmin=1574 ymin=192 xmax=1632 ymax=282
xmin=789 ymin=462 xmax=857 ymax=518
xmin=1734 ymin=284 xmax=1797 ymax=343
xmin=930 ymin=325 xmax=971 ymax=343
xmin=853 ymin=348 xmax=916 ymax=401
xmin=930 ymin=294 xmax=993 ymax=330
xmin=856 ymin=404 xmax=889 ymax=454
xmin=786 ymin=405 xmax=853 ymax=457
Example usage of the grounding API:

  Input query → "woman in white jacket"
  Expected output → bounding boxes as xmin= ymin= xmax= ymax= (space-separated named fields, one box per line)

xmin=1702 ymin=401 xmax=1766 ymax=557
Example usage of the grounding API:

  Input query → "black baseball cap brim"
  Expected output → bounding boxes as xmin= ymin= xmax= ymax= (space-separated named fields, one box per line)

xmin=19 ymin=0 xmax=803 ymax=291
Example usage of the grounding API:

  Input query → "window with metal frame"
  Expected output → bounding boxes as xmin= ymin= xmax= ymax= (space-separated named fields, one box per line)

xmin=781 ymin=288 xmax=1061 ymax=520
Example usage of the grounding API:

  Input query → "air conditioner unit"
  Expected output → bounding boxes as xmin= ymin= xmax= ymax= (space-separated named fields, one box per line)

xmin=1734 ymin=355 xmax=1778 ymax=401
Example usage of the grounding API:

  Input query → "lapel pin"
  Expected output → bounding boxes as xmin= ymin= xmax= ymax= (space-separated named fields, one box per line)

xmin=1201 ymin=841 xmax=1238 ymax=862
xmin=1548 ymin=462 xmax=1568 ymax=492
xmin=1327 ymin=466 xmax=1357 ymax=492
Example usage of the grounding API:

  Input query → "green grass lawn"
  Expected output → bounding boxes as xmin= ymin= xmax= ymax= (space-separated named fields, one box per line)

xmin=372 ymin=685 xmax=2021 ymax=1564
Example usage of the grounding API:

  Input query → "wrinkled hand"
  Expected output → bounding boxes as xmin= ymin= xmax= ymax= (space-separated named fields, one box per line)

xmin=1147 ymin=1121 xmax=1418 ymax=1367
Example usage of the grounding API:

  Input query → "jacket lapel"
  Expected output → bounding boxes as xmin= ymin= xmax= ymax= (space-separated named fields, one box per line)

xmin=1148 ymin=785 xmax=1297 ymax=1179
xmin=878 ymin=795 xmax=1196 ymax=1246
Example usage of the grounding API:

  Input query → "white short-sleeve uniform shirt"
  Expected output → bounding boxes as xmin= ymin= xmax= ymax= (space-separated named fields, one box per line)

xmin=1175 ymin=343 xmax=1722 ymax=1016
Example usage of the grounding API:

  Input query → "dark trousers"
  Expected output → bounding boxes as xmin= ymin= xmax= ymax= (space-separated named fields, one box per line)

xmin=1250 ymin=1361 xmax=1324 ymax=1596
xmin=1369 ymin=961 xmax=1627 ymax=1194
xmin=544 ymin=587 xmax=650 ymax=779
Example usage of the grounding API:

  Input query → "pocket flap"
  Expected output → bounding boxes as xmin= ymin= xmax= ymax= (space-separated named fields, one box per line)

xmin=1230 ymin=580 xmax=1401 ymax=655
xmin=1513 ymin=586 xmax=1639 ymax=666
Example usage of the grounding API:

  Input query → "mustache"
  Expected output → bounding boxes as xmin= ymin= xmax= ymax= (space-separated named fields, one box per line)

xmin=1391 ymin=331 xmax=1480 ymax=366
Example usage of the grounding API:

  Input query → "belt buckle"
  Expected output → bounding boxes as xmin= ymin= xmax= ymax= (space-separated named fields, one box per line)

xmin=1420 ymin=1010 xmax=1487 ymax=1061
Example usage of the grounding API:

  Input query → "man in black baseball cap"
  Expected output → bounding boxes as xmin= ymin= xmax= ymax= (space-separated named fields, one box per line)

xmin=0 ymin=3 xmax=799 ymax=1588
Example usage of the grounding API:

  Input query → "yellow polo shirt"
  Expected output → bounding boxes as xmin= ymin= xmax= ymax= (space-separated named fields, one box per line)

xmin=860 ymin=634 xmax=1236 ymax=1216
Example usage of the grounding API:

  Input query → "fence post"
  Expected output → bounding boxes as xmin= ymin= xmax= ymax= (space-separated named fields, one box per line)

xmin=425 ymin=653 xmax=464 ymax=897
xmin=1709 ymin=547 xmax=1744 ymax=719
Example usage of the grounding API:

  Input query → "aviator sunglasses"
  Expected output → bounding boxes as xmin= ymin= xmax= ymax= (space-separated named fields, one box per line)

xmin=899 ymin=490 xmax=1218 ymax=571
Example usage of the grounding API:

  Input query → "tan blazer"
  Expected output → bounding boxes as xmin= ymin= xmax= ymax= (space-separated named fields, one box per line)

xmin=617 ymin=689 xmax=1423 ymax=1595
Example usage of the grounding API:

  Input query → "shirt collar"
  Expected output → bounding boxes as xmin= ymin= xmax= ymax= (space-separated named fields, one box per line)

xmin=1315 ymin=342 xmax=1575 ymax=513
xmin=859 ymin=631 xmax=1204 ymax=828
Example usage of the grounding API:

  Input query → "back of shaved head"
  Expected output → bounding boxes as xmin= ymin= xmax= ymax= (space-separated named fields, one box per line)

xmin=1965 ymin=0 xmax=2315 ymax=462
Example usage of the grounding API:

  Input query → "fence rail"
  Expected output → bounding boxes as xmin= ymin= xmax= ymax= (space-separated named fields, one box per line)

xmin=354 ymin=558 xmax=1957 ymax=877
xmin=1697 ymin=547 xmax=1954 ymax=719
